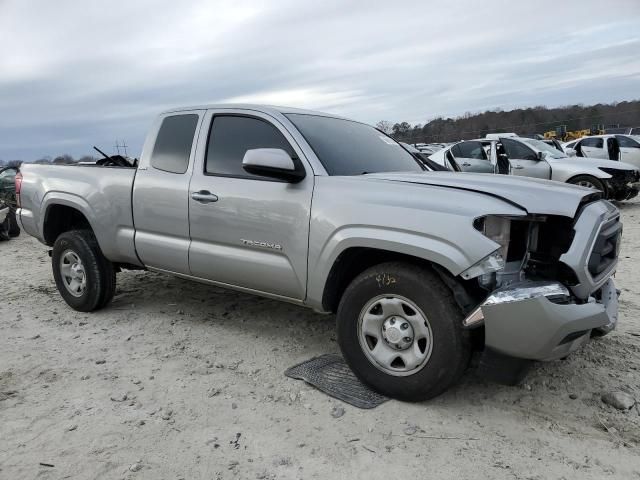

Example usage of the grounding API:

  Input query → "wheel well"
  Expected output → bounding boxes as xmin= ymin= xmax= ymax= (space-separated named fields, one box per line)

xmin=321 ymin=247 xmax=437 ymax=313
xmin=566 ymin=174 xmax=608 ymax=196
xmin=43 ymin=205 xmax=92 ymax=245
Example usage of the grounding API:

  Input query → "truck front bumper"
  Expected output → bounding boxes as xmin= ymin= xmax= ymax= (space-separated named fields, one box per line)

xmin=465 ymin=278 xmax=618 ymax=361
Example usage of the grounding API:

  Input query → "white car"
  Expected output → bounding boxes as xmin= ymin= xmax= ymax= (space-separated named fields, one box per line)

xmin=431 ymin=135 xmax=640 ymax=201
xmin=563 ymin=135 xmax=640 ymax=169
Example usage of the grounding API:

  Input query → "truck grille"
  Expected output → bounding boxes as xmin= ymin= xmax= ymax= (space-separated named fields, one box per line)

xmin=587 ymin=217 xmax=621 ymax=278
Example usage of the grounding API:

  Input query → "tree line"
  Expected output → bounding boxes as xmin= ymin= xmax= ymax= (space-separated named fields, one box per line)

xmin=377 ymin=100 xmax=640 ymax=144
xmin=0 ymin=155 xmax=97 ymax=168
xmin=3 ymin=100 xmax=639 ymax=166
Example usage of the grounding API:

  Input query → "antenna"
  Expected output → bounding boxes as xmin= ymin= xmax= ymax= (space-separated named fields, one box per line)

xmin=113 ymin=140 xmax=129 ymax=157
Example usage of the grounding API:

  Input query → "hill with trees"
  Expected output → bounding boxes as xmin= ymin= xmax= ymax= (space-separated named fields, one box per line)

xmin=379 ymin=100 xmax=640 ymax=144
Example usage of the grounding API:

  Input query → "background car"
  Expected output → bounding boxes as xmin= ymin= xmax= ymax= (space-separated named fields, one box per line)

xmin=430 ymin=135 xmax=639 ymax=200
xmin=399 ymin=142 xmax=452 ymax=171
xmin=0 ymin=166 xmax=21 ymax=239
xmin=563 ymin=135 xmax=640 ymax=169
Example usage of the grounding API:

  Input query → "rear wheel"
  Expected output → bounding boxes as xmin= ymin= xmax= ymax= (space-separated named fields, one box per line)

xmin=52 ymin=229 xmax=116 ymax=312
xmin=8 ymin=209 xmax=20 ymax=237
xmin=336 ymin=262 xmax=470 ymax=401
xmin=0 ymin=215 xmax=9 ymax=241
xmin=568 ymin=175 xmax=606 ymax=196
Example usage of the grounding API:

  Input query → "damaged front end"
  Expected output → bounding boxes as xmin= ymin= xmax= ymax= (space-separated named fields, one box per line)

xmin=458 ymin=200 xmax=621 ymax=382
xmin=600 ymin=167 xmax=640 ymax=201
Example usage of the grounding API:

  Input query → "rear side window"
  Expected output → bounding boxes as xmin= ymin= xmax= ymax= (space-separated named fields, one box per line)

xmin=451 ymin=141 xmax=488 ymax=160
xmin=500 ymin=138 xmax=537 ymax=161
xmin=205 ymin=115 xmax=295 ymax=178
xmin=581 ymin=138 xmax=603 ymax=148
xmin=150 ymin=114 xmax=199 ymax=174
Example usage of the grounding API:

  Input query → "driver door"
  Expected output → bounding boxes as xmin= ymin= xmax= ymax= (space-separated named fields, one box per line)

xmin=499 ymin=138 xmax=551 ymax=179
xmin=187 ymin=110 xmax=314 ymax=300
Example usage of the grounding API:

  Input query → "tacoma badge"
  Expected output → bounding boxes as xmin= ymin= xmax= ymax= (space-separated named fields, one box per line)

xmin=241 ymin=239 xmax=283 ymax=251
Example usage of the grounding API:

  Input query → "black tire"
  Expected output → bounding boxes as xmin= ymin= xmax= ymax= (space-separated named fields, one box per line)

xmin=0 ymin=215 xmax=9 ymax=241
xmin=568 ymin=175 xmax=606 ymax=196
xmin=51 ymin=229 xmax=116 ymax=312
xmin=336 ymin=262 xmax=471 ymax=401
xmin=8 ymin=209 xmax=20 ymax=237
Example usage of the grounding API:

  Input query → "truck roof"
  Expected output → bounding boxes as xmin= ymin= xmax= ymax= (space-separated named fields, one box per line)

xmin=160 ymin=103 xmax=348 ymax=120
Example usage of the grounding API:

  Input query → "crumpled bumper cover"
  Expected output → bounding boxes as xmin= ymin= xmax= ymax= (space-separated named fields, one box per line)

xmin=465 ymin=278 xmax=618 ymax=361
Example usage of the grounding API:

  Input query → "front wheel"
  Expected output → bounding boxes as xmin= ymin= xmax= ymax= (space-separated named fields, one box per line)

xmin=0 ymin=214 xmax=9 ymax=241
xmin=568 ymin=175 xmax=606 ymax=196
xmin=52 ymin=229 xmax=116 ymax=312
xmin=336 ymin=262 xmax=470 ymax=401
xmin=8 ymin=209 xmax=20 ymax=237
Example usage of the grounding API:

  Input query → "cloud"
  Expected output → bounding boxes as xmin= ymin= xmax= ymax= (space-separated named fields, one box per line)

xmin=0 ymin=0 xmax=638 ymax=160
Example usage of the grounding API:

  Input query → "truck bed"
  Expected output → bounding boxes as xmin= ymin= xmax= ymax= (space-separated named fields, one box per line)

xmin=18 ymin=164 xmax=141 ymax=266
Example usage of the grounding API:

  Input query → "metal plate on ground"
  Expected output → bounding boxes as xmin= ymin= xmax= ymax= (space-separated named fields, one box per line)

xmin=285 ymin=354 xmax=389 ymax=409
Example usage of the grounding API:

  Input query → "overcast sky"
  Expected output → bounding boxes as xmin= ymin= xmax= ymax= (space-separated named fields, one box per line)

xmin=1 ymin=0 xmax=639 ymax=161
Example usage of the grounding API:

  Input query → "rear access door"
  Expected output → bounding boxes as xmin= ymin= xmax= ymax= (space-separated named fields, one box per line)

xmin=448 ymin=141 xmax=494 ymax=173
xmin=580 ymin=137 xmax=607 ymax=159
xmin=187 ymin=109 xmax=314 ymax=301
xmin=132 ymin=110 xmax=205 ymax=274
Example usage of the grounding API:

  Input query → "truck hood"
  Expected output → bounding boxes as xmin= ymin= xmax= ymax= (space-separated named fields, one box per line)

xmin=365 ymin=172 xmax=598 ymax=217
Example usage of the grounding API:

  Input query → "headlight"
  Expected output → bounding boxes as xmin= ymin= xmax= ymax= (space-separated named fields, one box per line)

xmin=461 ymin=216 xmax=512 ymax=280
xmin=474 ymin=215 xmax=511 ymax=260
xmin=598 ymin=167 xmax=623 ymax=176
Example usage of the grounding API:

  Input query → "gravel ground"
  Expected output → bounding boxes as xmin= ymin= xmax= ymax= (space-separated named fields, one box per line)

xmin=1 ymin=199 xmax=640 ymax=479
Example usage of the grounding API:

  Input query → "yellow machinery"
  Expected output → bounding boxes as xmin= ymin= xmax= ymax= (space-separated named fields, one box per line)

xmin=542 ymin=125 xmax=605 ymax=142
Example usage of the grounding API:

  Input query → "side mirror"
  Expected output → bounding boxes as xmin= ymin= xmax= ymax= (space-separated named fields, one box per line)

xmin=565 ymin=148 xmax=577 ymax=157
xmin=242 ymin=148 xmax=305 ymax=183
xmin=537 ymin=151 xmax=547 ymax=161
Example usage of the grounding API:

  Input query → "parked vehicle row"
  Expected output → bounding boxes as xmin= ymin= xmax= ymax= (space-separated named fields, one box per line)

xmin=429 ymin=134 xmax=640 ymax=201
xmin=18 ymin=104 xmax=622 ymax=401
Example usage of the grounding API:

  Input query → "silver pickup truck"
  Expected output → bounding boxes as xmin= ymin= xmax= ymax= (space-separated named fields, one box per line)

xmin=17 ymin=104 xmax=622 ymax=401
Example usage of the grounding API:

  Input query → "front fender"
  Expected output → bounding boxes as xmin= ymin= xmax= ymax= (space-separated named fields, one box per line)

xmin=551 ymin=163 xmax=612 ymax=183
xmin=305 ymin=225 xmax=496 ymax=310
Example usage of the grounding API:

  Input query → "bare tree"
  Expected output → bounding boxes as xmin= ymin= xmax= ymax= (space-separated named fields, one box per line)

xmin=52 ymin=154 xmax=76 ymax=165
xmin=375 ymin=120 xmax=393 ymax=135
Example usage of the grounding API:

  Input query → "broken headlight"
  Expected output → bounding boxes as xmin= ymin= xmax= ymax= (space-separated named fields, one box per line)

xmin=461 ymin=216 xmax=513 ymax=281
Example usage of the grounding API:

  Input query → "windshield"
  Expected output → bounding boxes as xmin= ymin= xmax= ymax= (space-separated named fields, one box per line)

xmin=521 ymin=138 xmax=567 ymax=159
xmin=286 ymin=114 xmax=423 ymax=175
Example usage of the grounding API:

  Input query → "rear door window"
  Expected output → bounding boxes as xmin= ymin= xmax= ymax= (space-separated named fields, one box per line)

xmin=581 ymin=138 xmax=604 ymax=148
xmin=150 ymin=114 xmax=199 ymax=174
xmin=450 ymin=141 xmax=488 ymax=160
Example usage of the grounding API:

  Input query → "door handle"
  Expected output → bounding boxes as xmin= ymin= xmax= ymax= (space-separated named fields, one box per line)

xmin=461 ymin=162 xmax=472 ymax=167
xmin=191 ymin=191 xmax=219 ymax=203
xmin=512 ymin=165 xmax=524 ymax=170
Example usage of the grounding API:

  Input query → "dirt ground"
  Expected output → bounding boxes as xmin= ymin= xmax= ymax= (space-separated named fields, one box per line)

xmin=1 ymin=200 xmax=639 ymax=480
